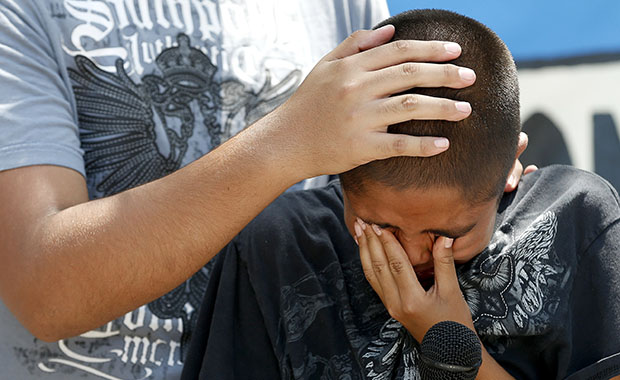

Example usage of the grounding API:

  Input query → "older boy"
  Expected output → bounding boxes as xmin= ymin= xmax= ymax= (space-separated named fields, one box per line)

xmin=182 ymin=10 xmax=620 ymax=379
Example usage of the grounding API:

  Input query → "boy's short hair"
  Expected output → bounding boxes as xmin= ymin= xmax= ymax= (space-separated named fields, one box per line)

xmin=340 ymin=9 xmax=521 ymax=203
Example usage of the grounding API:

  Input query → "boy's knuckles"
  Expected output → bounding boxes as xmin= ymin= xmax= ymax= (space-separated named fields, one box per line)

xmin=388 ymin=258 xmax=405 ymax=274
xmin=435 ymin=254 xmax=455 ymax=266
xmin=371 ymin=260 xmax=386 ymax=274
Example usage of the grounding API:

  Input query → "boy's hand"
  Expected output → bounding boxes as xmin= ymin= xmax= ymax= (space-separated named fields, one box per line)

xmin=355 ymin=219 xmax=475 ymax=343
xmin=268 ymin=25 xmax=476 ymax=179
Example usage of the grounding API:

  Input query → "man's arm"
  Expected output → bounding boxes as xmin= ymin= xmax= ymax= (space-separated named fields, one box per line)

xmin=0 ymin=27 xmax=476 ymax=342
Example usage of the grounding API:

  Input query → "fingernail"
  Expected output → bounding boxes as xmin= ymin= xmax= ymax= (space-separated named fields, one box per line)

xmin=455 ymin=102 xmax=471 ymax=113
xmin=354 ymin=237 xmax=359 ymax=245
xmin=372 ymin=224 xmax=382 ymax=236
xmin=354 ymin=222 xmax=363 ymax=238
xmin=444 ymin=42 xmax=461 ymax=55
xmin=357 ymin=218 xmax=367 ymax=230
xmin=434 ymin=138 xmax=449 ymax=149
xmin=458 ymin=68 xmax=476 ymax=81
xmin=444 ymin=238 xmax=454 ymax=249
xmin=374 ymin=24 xmax=393 ymax=33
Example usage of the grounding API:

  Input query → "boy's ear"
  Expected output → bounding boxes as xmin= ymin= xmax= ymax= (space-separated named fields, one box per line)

xmin=515 ymin=132 xmax=529 ymax=159
xmin=503 ymin=132 xmax=530 ymax=193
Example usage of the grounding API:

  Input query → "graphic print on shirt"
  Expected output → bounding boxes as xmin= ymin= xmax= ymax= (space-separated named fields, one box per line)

xmin=23 ymin=1 xmax=309 ymax=379
xmin=71 ymin=33 xmax=301 ymax=198
xmin=457 ymin=211 xmax=566 ymax=354
xmin=361 ymin=318 xmax=421 ymax=380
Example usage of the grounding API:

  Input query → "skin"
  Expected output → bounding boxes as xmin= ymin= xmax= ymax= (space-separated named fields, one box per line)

xmin=343 ymin=139 xmax=533 ymax=379
xmin=0 ymin=26 xmax=481 ymax=342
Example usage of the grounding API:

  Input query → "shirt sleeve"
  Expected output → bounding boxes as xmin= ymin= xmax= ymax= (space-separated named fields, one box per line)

xmin=0 ymin=1 xmax=84 ymax=176
xmin=564 ymin=218 xmax=620 ymax=379
xmin=181 ymin=241 xmax=281 ymax=380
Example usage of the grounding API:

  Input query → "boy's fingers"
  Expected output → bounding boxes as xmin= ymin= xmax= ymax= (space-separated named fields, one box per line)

xmin=376 ymin=229 xmax=424 ymax=297
xmin=432 ymin=237 xmax=460 ymax=293
xmin=357 ymin=220 xmax=384 ymax=298
xmin=362 ymin=222 xmax=400 ymax=305
xmin=325 ymin=25 xmax=395 ymax=61
xmin=352 ymin=39 xmax=462 ymax=71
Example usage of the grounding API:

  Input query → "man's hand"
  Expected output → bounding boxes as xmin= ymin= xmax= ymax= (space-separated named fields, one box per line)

xmin=355 ymin=219 xmax=474 ymax=343
xmin=264 ymin=25 xmax=477 ymax=179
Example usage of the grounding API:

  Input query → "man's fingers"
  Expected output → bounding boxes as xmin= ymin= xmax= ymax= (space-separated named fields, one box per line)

xmin=370 ymin=63 xmax=476 ymax=96
xmin=375 ymin=94 xmax=471 ymax=125
xmin=431 ymin=237 xmax=460 ymax=292
xmin=367 ymin=133 xmax=448 ymax=161
xmin=324 ymin=25 xmax=395 ymax=61
xmin=352 ymin=39 xmax=462 ymax=71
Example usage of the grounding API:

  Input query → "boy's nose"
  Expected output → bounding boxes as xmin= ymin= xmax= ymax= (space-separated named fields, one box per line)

xmin=402 ymin=242 xmax=433 ymax=267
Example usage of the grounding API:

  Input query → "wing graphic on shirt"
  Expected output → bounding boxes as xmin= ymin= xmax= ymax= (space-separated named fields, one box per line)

xmin=220 ymin=68 xmax=301 ymax=138
xmin=70 ymin=56 xmax=171 ymax=196
xmin=458 ymin=211 xmax=562 ymax=342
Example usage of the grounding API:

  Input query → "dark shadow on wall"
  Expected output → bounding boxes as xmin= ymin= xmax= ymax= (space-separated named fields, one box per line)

xmin=520 ymin=112 xmax=620 ymax=191
xmin=520 ymin=112 xmax=573 ymax=167
xmin=594 ymin=114 xmax=620 ymax=191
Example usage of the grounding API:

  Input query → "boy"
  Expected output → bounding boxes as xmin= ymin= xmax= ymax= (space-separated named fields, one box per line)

xmin=182 ymin=10 xmax=620 ymax=379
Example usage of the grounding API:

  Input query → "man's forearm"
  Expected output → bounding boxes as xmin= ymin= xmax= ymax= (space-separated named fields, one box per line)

xmin=3 ymin=113 xmax=301 ymax=341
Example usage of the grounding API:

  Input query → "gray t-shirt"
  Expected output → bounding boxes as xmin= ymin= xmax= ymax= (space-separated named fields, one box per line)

xmin=183 ymin=166 xmax=620 ymax=379
xmin=0 ymin=1 xmax=389 ymax=379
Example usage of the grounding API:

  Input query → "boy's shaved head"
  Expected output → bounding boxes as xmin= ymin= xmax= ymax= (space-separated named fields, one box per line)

xmin=340 ymin=9 xmax=521 ymax=203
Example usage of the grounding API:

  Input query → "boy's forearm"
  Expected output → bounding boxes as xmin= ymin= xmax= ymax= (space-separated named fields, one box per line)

xmin=476 ymin=346 xmax=515 ymax=380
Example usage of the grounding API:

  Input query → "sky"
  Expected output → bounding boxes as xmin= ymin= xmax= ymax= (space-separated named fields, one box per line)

xmin=385 ymin=0 xmax=620 ymax=62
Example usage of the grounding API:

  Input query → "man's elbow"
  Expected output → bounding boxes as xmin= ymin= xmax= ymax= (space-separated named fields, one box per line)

xmin=2 ymin=278 xmax=80 ymax=343
xmin=14 ymin=302 xmax=79 ymax=343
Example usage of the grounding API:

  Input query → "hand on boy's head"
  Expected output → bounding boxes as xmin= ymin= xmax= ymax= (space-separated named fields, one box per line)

xmin=355 ymin=219 xmax=475 ymax=343
xmin=276 ymin=25 xmax=476 ymax=178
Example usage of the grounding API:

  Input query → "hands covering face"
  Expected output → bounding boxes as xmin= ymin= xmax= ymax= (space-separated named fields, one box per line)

xmin=354 ymin=218 xmax=475 ymax=343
